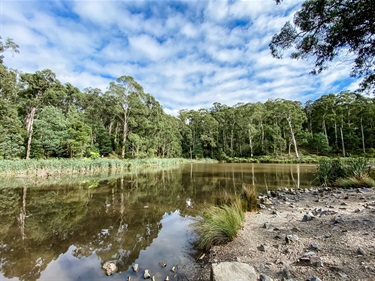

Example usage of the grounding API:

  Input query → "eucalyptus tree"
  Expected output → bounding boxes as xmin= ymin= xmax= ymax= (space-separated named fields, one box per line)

xmin=19 ymin=69 xmax=63 ymax=159
xmin=0 ymin=99 xmax=24 ymax=159
xmin=0 ymin=37 xmax=19 ymax=64
xmin=32 ymin=106 xmax=68 ymax=158
xmin=266 ymin=99 xmax=306 ymax=158
xmin=238 ymin=102 xmax=265 ymax=157
xmin=270 ymin=0 xmax=375 ymax=94
xmin=107 ymin=76 xmax=145 ymax=159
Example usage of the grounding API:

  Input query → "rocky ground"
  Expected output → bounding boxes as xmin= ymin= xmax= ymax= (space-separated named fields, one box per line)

xmin=192 ymin=187 xmax=375 ymax=281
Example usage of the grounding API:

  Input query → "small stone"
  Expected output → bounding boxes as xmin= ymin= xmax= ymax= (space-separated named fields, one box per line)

xmin=324 ymin=232 xmax=332 ymax=238
xmin=258 ymin=244 xmax=267 ymax=251
xmin=102 ymin=262 xmax=117 ymax=276
xmin=307 ymin=277 xmax=322 ymax=281
xmin=285 ymin=234 xmax=299 ymax=243
xmin=259 ymin=274 xmax=274 ymax=281
xmin=302 ymin=213 xmax=315 ymax=222
xmin=132 ymin=263 xmax=139 ymax=272
xmin=357 ymin=247 xmax=366 ymax=255
xmin=144 ymin=269 xmax=151 ymax=279
xmin=309 ymin=243 xmax=320 ymax=250
xmin=263 ymin=222 xmax=271 ymax=229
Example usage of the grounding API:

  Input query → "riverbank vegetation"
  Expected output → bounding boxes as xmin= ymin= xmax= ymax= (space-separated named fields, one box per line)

xmin=316 ymin=157 xmax=375 ymax=188
xmin=0 ymin=158 xmax=217 ymax=178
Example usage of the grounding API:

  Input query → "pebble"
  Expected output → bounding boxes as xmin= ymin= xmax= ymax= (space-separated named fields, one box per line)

xmin=285 ymin=234 xmax=299 ymax=243
xmin=302 ymin=213 xmax=315 ymax=222
xmin=324 ymin=232 xmax=332 ymax=238
xmin=307 ymin=277 xmax=322 ymax=281
xmin=259 ymin=274 xmax=274 ymax=281
xmin=132 ymin=263 xmax=139 ymax=272
xmin=258 ymin=244 xmax=267 ymax=251
xmin=357 ymin=247 xmax=366 ymax=255
xmin=144 ymin=269 xmax=151 ymax=279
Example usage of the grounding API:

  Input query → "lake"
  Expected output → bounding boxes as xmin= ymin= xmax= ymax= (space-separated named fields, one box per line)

xmin=0 ymin=163 xmax=317 ymax=281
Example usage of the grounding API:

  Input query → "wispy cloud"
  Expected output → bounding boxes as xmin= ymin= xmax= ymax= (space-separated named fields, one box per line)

xmin=1 ymin=0 xmax=358 ymax=115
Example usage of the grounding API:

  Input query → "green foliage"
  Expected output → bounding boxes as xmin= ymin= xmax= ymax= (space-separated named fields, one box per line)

xmin=195 ymin=199 xmax=245 ymax=251
xmin=270 ymin=0 xmax=375 ymax=93
xmin=316 ymin=157 xmax=373 ymax=187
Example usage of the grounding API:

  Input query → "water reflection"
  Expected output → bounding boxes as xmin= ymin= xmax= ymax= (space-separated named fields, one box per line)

xmin=0 ymin=163 xmax=316 ymax=280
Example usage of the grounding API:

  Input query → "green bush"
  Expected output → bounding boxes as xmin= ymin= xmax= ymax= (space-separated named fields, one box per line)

xmin=316 ymin=157 xmax=374 ymax=187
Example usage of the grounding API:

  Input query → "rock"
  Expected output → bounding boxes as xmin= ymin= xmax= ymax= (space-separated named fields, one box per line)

xmin=258 ymin=244 xmax=267 ymax=252
xmin=307 ymin=277 xmax=322 ymax=281
xmin=309 ymin=243 xmax=320 ymax=251
xmin=144 ymin=269 xmax=151 ymax=279
xmin=302 ymin=213 xmax=315 ymax=222
xmin=324 ymin=232 xmax=332 ymax=238
xmin=357 ymin=247 xmax=366 ymax=255
xmin=285 ymin=234 xmax=299 ymax=243
xmin=259 ymin=274 xmax=274 ymax=281
xmin=263 ymin=222 xmax=271 ymax=229
xmin=132 ymin=263 xmax=139 ymax=272
xmin=102 ymin=262 xmax=117 ymax=276
xmin=210 ymin=262 xmax=257 ymax=281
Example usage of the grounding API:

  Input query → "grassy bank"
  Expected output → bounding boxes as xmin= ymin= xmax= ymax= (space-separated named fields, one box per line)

xmin=0 ymin=158 xmax=217 ymax=178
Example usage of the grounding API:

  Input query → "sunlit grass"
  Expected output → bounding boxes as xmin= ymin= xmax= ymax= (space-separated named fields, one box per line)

xmin=0 ymin=158 xmax=218 ymax=178
xmin=194 ymin=199 xmax=245 ymax=251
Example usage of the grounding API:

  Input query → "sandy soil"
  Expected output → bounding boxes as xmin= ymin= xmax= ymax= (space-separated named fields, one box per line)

xmin=192 ymin=187 xmax=375 ymax=281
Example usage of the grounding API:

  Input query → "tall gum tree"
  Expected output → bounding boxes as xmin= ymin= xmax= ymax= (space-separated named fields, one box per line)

xmin=19 ymin=69 xmax=61 ymax=159
xmin=268 ymin=99 xmax=307 ymax=158
xmin=107 ymin=76 xmax=144 ymax=159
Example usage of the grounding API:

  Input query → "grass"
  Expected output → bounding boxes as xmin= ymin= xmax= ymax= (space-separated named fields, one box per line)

xmin=241 ymin=184 xmax=258 ymax=212
xmin=194 ymin=199 xmax=245 ymax=251
xmin=0 ymin=157 xmax=218 ymax=178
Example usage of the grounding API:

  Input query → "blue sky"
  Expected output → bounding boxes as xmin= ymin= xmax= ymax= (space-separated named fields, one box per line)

xmin=1 ymin=0 xmax=358 ymax=115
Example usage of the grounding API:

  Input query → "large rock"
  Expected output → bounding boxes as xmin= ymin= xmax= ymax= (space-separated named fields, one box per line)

xmin=211 ymin=262 xmax=257 ymax=281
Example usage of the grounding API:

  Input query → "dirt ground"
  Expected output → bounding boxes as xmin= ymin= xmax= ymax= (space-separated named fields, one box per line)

xmin=192 ymin=187 xmax=375 ymax=281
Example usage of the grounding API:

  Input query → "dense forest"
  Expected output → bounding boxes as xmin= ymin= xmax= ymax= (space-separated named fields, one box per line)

xmin=1 ymin=39 xmax=375 ymax=161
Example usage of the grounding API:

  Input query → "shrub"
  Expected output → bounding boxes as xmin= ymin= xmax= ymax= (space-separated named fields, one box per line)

xmin=316 ymin=157 xmax=374 ymax=187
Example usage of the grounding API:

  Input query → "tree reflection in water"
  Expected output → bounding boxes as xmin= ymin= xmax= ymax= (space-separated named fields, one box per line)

xmin=0 ymin=163 xmax=316 ymax=280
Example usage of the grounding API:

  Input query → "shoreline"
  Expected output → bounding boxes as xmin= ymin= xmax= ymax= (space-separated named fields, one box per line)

xmin=193 ymin=186 xmax=375 ymax=281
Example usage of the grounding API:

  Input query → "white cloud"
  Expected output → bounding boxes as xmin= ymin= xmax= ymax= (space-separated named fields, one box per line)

xmin=1 ymin=0 xmax=360 ymax=116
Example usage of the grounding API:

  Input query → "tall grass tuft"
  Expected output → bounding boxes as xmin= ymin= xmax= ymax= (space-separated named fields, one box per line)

xmin=241 ymin=184 xmax=258 ymax=212
xmin=194 ymin=199 xmax=245 ymax=251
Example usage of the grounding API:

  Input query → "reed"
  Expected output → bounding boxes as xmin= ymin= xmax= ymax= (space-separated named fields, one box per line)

xmin=0 ymin=158 xmax=218 ymax=178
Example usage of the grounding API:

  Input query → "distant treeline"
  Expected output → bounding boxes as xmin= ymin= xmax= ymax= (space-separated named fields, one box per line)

xmin=1 ymin=64 xmax=375 ymax=160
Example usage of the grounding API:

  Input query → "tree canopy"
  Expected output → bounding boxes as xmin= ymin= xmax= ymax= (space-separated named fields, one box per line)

xmin=270 ymin=0 xmax=375 ymax=94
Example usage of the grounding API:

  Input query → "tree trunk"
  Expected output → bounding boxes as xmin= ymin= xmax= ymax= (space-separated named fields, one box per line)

xmin=25 ymin=107 xmax=37 ymax=159
xmin=340 ymin=126 xmax=346 ymax=157
xmin=121 ymin=111 xmax=128 ymax=159
xmin=360 ymin=117 xmax=366 ymax=154
xmin=287 ymin=117 xmax=299 ymax=158
xmin=248 ymin=129 xmax=253 ymax=157
xmin=322 ymin=116 xmax=329 ymax=146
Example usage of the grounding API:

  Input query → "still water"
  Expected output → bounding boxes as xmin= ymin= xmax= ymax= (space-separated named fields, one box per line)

xmin=0 ymin=163 xmax=316 ymax=281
